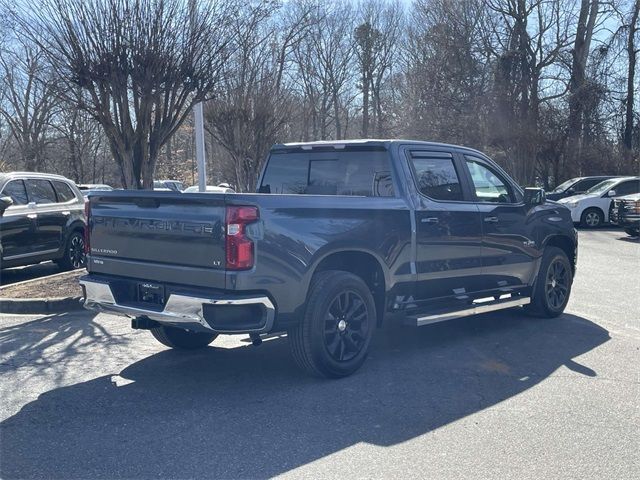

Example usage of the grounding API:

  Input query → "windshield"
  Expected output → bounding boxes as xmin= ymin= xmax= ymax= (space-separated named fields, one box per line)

xmin=552 ymin=178 xmax=578 ymax=193
xmin=586 ymin=179 xmax=617 ymax=194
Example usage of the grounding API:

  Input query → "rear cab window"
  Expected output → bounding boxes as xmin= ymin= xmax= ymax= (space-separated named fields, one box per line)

xmin=259 ymin=149 xmax=395 ymax=197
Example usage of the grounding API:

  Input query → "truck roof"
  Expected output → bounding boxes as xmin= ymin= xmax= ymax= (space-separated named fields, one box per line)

xmin=0 ymin=171 xmax=73 ymax=182
xmin=272 ymin=139 xmax=487 ymax=156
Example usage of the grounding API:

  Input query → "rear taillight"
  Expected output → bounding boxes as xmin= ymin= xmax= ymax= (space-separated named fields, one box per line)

xmin=225 ymin=206 xmax=259 ymax=270
xmin=84 ymin=200 xmax=91 ymax=255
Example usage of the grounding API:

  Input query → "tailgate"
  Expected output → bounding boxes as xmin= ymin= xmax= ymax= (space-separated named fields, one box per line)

xmin=87 ymin=191 xmax=227 ymax=289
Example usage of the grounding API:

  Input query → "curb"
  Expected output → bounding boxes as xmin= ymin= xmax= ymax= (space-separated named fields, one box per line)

xmin=0 ymin=297 xmax=84 ymax=314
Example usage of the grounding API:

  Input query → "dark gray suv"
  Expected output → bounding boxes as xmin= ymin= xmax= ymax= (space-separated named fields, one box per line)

xmin=0 ymin=172 xmax=86 ymax=270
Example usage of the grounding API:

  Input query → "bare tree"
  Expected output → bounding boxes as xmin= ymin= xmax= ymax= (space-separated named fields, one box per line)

xmin=11 ymin=0 xmax=236 ymax=188
xmin=566 ymin=0 xmax=600 ymax=173
xmin=354 ymin=0 xmax=403 ymax=137
xmin=0 ymin=39 xmax=58 ymax=171
xmin=485 ymin=0 xmax=574 ymax=184
xmin=205 ymin=1 xmax=314 ymax=192
xmin=292 ymin=1 xmax=357 ymax=141
xmin=52 ymin=88 xmax=104 ymax=182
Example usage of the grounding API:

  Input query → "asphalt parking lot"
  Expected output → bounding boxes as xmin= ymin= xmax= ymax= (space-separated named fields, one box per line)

xmin=0 ymin=230 xmax=638 ymax=479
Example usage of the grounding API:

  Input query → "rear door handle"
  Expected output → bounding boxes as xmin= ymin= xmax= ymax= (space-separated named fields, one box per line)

xmin=421 ymin=217 xmax=439 ymax=224
xmin=27 ymin=213 xmax=37 ymax=219
xmin=484 ymin=216 xmax=499 ymax=223
xmin=61 ymin=211 xmax=71 ymax=216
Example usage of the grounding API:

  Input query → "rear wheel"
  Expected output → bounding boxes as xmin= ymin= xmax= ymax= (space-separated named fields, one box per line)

xmin=150 ymin=325 xmax=218 ymax=350
xmin=525 ymin=246 xmax=573 ymax=318
xmin=288 ymin=270 xmax=375 ymax=378
xmin=624 ymin=227 xmax=639 ymax=237
xmin=56 ymin=231 xmax=86 ymax=270
xmin=580 ymin=208 xmax=603 ymax=228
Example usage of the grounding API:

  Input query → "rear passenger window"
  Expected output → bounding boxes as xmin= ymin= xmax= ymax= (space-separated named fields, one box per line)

xmin=409 ymin=154 xmax=463 ymax=201
xmin=25 ymin=179 xmax=57 ymax=204
xmin=53 ymin=181 xmax=76 ymax=202
xmin=615 ymin=180 xmax=640 ymax=196
xmin=259 ymin=151 xmax=394 ymax=196
xmin=1 ymin=180 xmax=28 ymax=205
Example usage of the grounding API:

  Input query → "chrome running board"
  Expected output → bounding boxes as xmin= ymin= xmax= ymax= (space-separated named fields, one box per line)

xmin=406 ymin=296 xmax=531 ymax=327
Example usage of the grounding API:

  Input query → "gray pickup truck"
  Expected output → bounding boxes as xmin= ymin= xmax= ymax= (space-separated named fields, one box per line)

xmin=81 ymin=140 xmax=577 ymax=378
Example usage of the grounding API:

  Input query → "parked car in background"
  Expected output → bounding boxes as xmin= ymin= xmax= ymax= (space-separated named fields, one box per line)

xmin=81 ymin=139 xmax=577 ymax=378
xmin=154 ymin=180 xmax=184 ymax=192
xmin=558 ymin=177 xmax=640 ymax=228
xmin=183 ymin=184 xmax=236 ymax=193
xmin=546 ymin=176 xmax=619 ymax=201
xmin=0 ymin=172 xmax=86 ymax=270
xmin=77 ymin=184 xmax=114 ymax=197
xmin=610 ymin=193 xmax=640 ymax=236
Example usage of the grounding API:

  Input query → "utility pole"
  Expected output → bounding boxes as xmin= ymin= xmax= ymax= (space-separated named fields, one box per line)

xmin=194 ymin=101 xmax=206 ymax=192
xmin=189 ymin=0 xmax=206 ymax=192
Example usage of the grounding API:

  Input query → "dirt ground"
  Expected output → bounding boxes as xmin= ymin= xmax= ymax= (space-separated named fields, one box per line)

xmin=0 ymin=270 xmax=84 ymax=299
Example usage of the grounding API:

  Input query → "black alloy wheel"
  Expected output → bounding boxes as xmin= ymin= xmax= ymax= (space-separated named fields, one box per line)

xmin=525 ymin=246 xmax=573 ymax=318
xmin=323 ymin=290 xmax=370 ymax=362
xmin=288 ymin=270 xmax=376 ymax=378
xmin=545 ymin=259 xmax=569 ymax=310
xmin=68 ymin=233 xmax=86 ymax=269
xmin=57 ymin=231 xmax=86 ymax=270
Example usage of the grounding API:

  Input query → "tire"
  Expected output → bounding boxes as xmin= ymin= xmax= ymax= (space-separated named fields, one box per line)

xmin=288 ymin=270 xmax=376 ymax=378
xmin=624 ymin=227 xmax=639 ymax=237
xmin=580 ymin=208 xmax=604 ymax=228
xmin=150 ymin=325 xmax=218 ymax=350
xmin=56 ymin=230 xmax=86 ymax=271
xmin=525 ymin=246 xmax=573 ymax=318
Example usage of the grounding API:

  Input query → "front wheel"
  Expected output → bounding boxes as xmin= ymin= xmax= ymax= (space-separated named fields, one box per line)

xmin=150 ymin=325 xmax=218 ymax=350
xmin=288 ymin=270 xmax=376 ymax=378
xmin=624 ymin=227 xmax=639 ymax=237
xmin=525 ymin=246 xmax=573 ymax=318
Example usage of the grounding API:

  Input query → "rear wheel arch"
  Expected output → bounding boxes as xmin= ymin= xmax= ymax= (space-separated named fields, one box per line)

xmin=310 ymin=250 xmax=388 ymax=326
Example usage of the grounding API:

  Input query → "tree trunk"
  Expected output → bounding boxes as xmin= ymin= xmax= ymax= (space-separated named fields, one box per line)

xmin=362 ymin=72 xmax=370 ymax=137
xmin=567 ymin=0 xmax=599 ymax=175
xmin=623 ymin=0 xmax=640 ymax=151
xmin=333 ymin=92 xmax=342 ymax=140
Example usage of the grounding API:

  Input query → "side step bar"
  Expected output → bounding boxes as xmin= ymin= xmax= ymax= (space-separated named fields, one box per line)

xmin=406 ymin=296 xmax=531 ymax=327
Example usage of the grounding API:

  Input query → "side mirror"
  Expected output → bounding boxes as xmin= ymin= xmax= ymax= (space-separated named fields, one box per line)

xmin=607 ymin=190 xmax=616 ymax=197
xmin=524 ymin=187 xmax=545 ymax=207
xmin=0 ymin=195 xmax=13 ymax=216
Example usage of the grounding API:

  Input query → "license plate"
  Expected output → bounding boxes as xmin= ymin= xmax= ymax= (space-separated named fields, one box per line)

xmin=138 ymin=282 xmax=165 ymax=306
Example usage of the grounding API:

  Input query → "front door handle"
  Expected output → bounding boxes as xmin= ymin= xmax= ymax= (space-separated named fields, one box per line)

xmin=484 ymin=216 xmax=499 ymax=223
xmin=421 ymin=217 xmax=439 ymax=224
xmin=61 ymin=211 xmax=71 ymax=216
xmin=27 ymin=213 xmax=37 ymax=219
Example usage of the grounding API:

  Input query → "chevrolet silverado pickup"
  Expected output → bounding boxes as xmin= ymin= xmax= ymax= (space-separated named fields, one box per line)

xmin=80 ymin=140 xmax=578 ymax=378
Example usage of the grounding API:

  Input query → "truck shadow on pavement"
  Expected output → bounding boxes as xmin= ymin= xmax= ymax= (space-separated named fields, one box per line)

xmin=1 ymin=311 xmax=609 ymax=479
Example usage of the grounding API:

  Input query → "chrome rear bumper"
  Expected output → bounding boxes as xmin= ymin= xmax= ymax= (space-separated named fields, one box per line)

xmin=80 ymin=277 xmax=275 ymax=334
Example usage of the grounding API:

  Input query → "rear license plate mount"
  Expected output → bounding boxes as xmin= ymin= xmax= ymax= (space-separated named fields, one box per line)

xmin=138 ymin=282 xmax=165 ymax=306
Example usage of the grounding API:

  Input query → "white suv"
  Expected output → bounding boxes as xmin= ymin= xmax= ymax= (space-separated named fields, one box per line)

xmin=558 ymin=176 xmax=640 ymax=228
